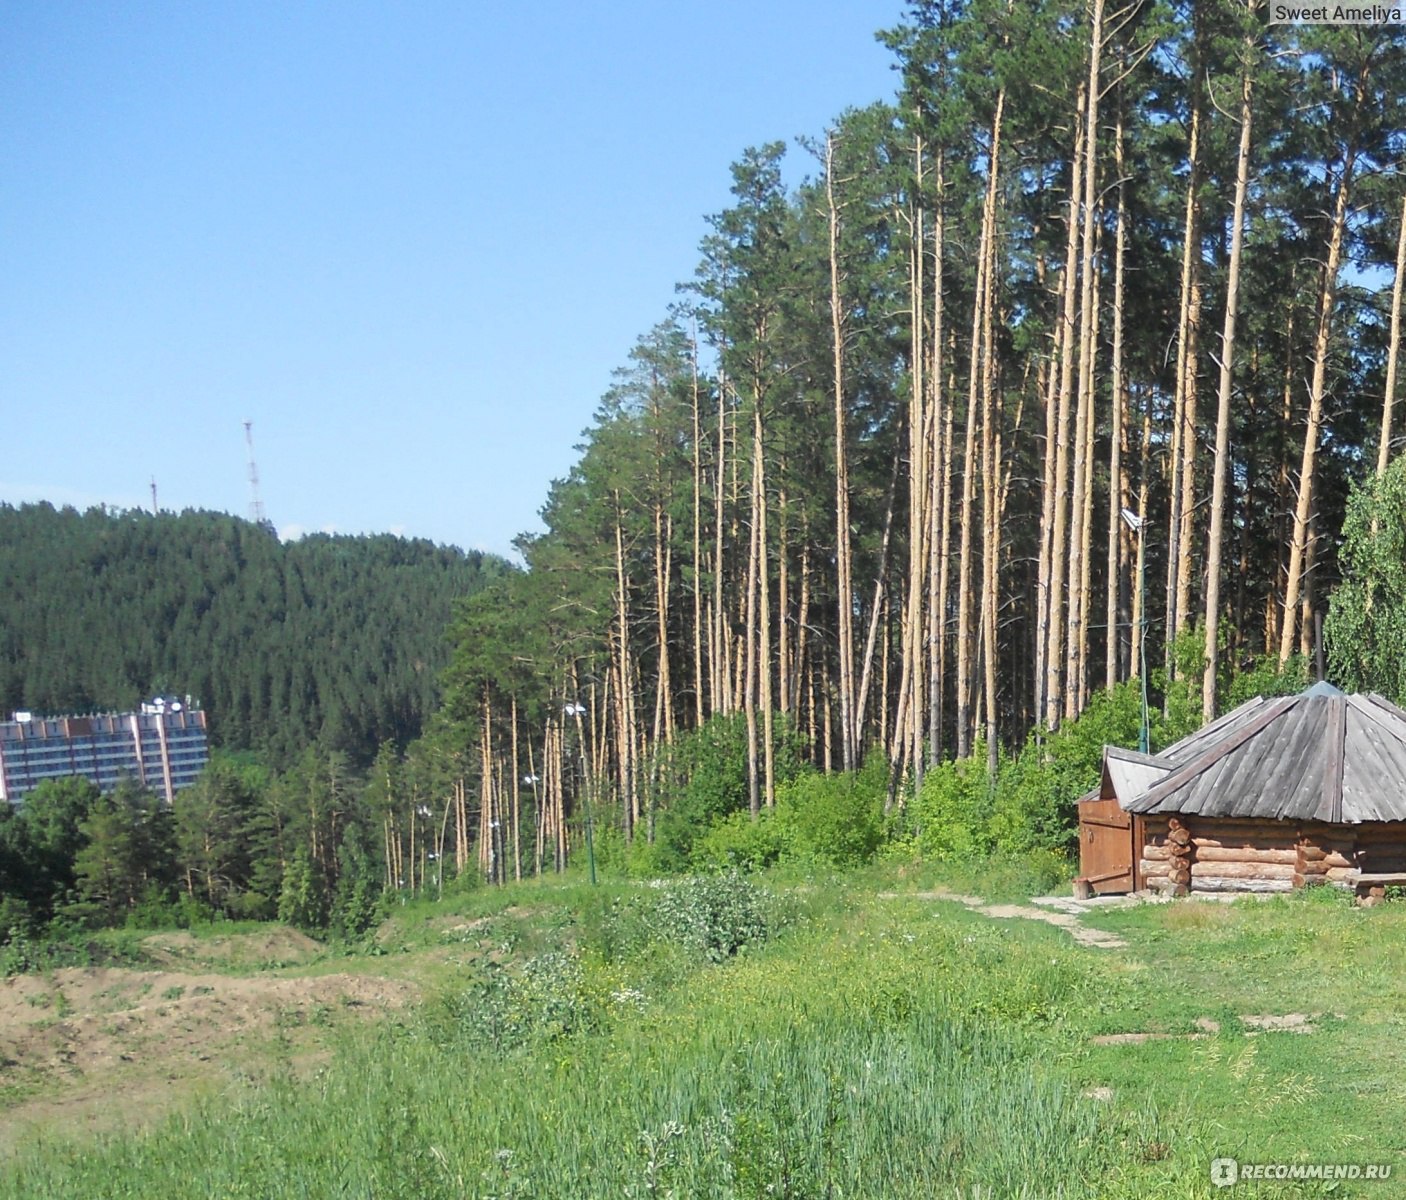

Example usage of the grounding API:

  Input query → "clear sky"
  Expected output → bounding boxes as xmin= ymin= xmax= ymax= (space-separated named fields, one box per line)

xmin=1 ymin=1 xmax=901 ymax=558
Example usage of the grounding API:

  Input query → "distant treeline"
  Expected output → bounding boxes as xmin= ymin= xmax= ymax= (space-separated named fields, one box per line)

xmin=0 ymin=504 xmax=512 ymax=764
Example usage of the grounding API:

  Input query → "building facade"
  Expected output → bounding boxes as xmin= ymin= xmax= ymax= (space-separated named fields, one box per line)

xmin=0 ymin=697 xmax=209 ymax=805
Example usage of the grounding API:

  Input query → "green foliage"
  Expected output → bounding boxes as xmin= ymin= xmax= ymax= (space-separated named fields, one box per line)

xmin=913 ymin=678 xmax=1206 ymax=863
xmin=277 ymin=846 xmax=328 ymax=933
xmin=73 ymin=779 xmax=171 ymax=920
xmin=914 ymin=750 xmax=997 ymax=858
xmin=1327 ymin=456 xmax=1406 ymax=703
xmin=3 ymin=776 xmax=101 ymax=918
xmin=0 ymin=925 xmax=38 ymax=977
xmin=172 ymin=755 xmax=260 ymax=916
xmin=124 ymin=885 xmax=212 ymax=931
xmin=331 ymin=822 xmax=382 ymax=939
xmin=444 ymin=950 xmax=603 ymax=1052
xmin=691 ymin=811 xmax=786 ymax=872
xmin=578 ymin=872 xmax=781 ymax=968
xmin=0 ymin=503 xmax=511 ymax=765
xmin=773 ymin=757 xmax=886 ymax=868
xmin=1225 ymin=653 xmax=1311 ymax=710
xmin=0 ymin=894 xmax=36 ymax=943
xmin=653 ymin=713 xmax=805 ymax=870
xmin=649 ymin=871 xmax=777 ymax=962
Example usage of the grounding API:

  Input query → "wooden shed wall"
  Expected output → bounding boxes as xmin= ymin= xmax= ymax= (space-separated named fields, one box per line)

xmin=1137 ymin=817 xmax=1406 ymax=895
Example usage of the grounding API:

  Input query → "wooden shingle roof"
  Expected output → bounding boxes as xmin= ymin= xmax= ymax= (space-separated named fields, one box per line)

xmin=1119 ymin=685 xmax=1406 ymax=824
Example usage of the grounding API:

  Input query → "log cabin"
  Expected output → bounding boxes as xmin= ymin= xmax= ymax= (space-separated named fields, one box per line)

xmin=1077 ymin=683 xmax=1406 ymax=903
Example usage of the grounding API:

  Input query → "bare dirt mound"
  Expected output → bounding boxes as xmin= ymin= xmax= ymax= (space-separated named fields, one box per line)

xmin=0 ymin=966 xmax=418 ymax=1151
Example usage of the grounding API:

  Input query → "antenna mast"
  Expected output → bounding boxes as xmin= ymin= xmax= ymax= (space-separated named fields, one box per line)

xmin=243 ymin=420 xmax=269 ymax=529
xmin=150 ymin=477 xmax=158 ymax=515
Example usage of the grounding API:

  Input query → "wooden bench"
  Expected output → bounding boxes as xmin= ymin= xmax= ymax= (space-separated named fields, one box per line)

xmin=1353 ymin=872 xmax=1406 ymax=906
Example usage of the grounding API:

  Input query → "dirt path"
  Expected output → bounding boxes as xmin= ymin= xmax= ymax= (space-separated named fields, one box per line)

xmin=878 ymin=889 xmax=1129 ymax=949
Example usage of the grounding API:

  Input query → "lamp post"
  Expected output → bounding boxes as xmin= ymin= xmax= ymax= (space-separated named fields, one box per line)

xmin=1121 ymin=508 xmax=1150 ymax=755
xmin=564 ymin=701 xmax=596 ymax=885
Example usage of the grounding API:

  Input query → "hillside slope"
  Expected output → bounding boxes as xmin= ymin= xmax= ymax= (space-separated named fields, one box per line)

xmin=0 ymin=503 xmax=512 ymax=763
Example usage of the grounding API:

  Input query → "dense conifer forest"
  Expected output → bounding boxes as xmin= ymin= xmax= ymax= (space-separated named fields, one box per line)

xmin=436 ymin=0 xmax=1406 ymax=862
xmin=0 ymin=503 xmax=510 ymax=763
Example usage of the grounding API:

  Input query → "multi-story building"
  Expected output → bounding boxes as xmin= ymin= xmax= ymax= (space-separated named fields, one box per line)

xmin=0 ymin=696 xmax=209 ymax=805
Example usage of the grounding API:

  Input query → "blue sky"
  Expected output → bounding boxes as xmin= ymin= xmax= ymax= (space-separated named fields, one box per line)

xmin=1 ymin=1 xmax=901 ymax=558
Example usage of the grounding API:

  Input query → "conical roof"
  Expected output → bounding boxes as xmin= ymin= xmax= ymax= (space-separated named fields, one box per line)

xmin=1117 ymin=688 xmax=1406 ymax=824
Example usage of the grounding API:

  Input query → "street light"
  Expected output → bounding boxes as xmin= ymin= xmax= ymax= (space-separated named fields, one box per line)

xmin=1121 ymin=507 xmax=1151 ymax=755
xmin=563 ymin=699 xmax=596 ymax=885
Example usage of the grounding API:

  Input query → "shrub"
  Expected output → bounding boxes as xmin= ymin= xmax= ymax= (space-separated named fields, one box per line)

xmin=692 ymin=810 xmax=786 ymax=872
xmin=448 ymin=950 xmax=602 ymax=1050
xmin=774 ymin=758 xmax=885 ymax=867
xmin=1225 ymin=653 xmax=1310 ymax=710
xmin=910 ymin=676 xmax=1208 ymax=863
xmin=650 ymin=871 xmax=777 ymax=962
xmin=653 ymin=713 xmax=805 ymax=870
xmin=914 ymin=753 xmax=995 ymax=859
xmin=0 ymin=896 xmax=36 ymax=943
xmin=124 ymin=885 xmax=211 ymax=931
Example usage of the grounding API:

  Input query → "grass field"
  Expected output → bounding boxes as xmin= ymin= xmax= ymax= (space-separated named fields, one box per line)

xmin=3 ymin=867 xmax=1405 ymax=1198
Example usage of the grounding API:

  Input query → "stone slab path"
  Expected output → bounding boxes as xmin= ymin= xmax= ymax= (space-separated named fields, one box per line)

xmin=877 ymin=889 xmax=1129 ymax=949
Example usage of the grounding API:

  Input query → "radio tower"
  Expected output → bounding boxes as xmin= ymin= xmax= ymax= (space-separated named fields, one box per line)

xmin=243 ymin=420 xmax=273 ymax=534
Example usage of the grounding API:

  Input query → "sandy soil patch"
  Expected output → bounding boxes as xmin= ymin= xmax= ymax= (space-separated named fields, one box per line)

xmin=1090 ymin=1012 xmax=1329 ymax=1045
xmin=0 ymin=965 xmax=418 ymax=1152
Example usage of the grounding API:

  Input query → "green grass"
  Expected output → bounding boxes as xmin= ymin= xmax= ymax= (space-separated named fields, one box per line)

xmin=4 ymin=869 xmax=1406 ymax=1197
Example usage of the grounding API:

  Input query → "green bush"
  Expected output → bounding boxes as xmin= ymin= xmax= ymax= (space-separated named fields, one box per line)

xmin=576 ymin=872 xmax=781 ymax=968
xmin=914 ymin=752 xmax=995 ymax=859
xmin=650 ymin=871 xmax=777 ymax=961
xmin=0 ymin=896 xmax=36 ymax=943
xmin=909 ymin=676 xmax=1205 ymax=863
xmin=446 ymin=950 xmax=602 ymax=1051
xmin=1225 ymin=653 xmax=1310 ymax=709
xmin=652 ymin=713 xmax=805 ymax=870
xmin=692 ymin=810 xmax=786 ymax=872
xmin=773 ymin=757 xmax=885 ymax=867
xmin=124 ymin=885 xmax=212 ymax=932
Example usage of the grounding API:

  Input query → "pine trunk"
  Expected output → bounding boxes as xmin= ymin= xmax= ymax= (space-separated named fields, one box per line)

xmin=828 ymin=131 xmax=858 ymax=773
xmin=1378 ymin=194 xmax=1406 ymax=478
xmin=1203 ymin=49 xmax=1254 ymax=719
xmin=1043 ymin=84 xmax=1086 ymax=731
xmin=1280 ymin=154 xmax=1354 ymax=663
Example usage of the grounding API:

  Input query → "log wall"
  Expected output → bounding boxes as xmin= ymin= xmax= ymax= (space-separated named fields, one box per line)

xmin=1135 ymin=817 xmax=1406 ymax=896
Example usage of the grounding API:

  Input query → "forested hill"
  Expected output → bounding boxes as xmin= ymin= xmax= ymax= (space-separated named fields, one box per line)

xmin=0 ymin=503 xmax=512 ymax=764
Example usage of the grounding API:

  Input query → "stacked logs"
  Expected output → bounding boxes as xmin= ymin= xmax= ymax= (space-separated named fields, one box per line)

xmin=1142 ymin=817 xmax=1309 ymax=894
xmin=1187 ymin=821 xmax=1297 ymax=893
xmin=1164 ymin=818 xmax=1193 ymax=896
xmin=1137 ymin=818 xmax=1406 ymax=897
xmin=1294 ymin=827 xmax=1357 ymax=889
xmin=1140 ymin=816 xmax=1195 ymax=895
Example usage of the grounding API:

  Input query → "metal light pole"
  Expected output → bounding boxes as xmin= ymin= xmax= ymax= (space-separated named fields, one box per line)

xmin=565 ymin=701 xmax=597 ymax=885
xmin=1122 ymin=508 xmax=1151 ymax=755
